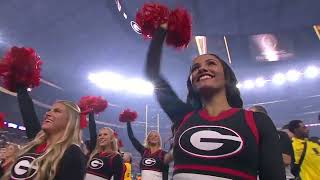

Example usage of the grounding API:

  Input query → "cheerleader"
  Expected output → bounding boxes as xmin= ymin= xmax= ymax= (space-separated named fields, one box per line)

xmin=144 ymin=26 xmax=285 ymax=180
xmin=0 ymin=143 xmax=19 ymax=177
xmin=127 ymin=122 xmax=169 ymax=180
xmin=85 ymin=127 xmax=124 ymax=180
xmin=2 ymin=87 xmax=86 ymax=179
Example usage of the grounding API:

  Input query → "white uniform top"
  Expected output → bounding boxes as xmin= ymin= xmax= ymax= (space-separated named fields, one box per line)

xmin=173 ymin=173 xmax=232 ymax=180
xmin=141 ymin=170 xmax=162 ymax=180
xmin=85 ymin=173 xmax=108 ymax=180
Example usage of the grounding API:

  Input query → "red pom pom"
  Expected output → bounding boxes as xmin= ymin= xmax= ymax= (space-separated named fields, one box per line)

xmin=114 ymin=132 xmax=119 ymax=138
xmin=166 ymin=8 xmax=192 ymax=48
xmin=0 ymin=113 xmax=5 ymax=129
xmin=118 ymin=139 xmax=124 ymax=148
xmin=119 ymin=109 xmax=138 ymax=123
xmin=0 ymin=47 xmax=42 ymax=92
xmin=79 ymin=96 xmax=108 ymax=114
xmin=136 ymin=3 xmax=169 ymax=38
xmin=80 ymin=114 xmax=88 ymax=129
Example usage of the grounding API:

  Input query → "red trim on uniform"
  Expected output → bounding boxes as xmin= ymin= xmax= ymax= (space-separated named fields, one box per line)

xmin=199 ymin=108 xmax=240 ymax=121
xmin=108 ymin=153 xmax=117 ymax=168
xmin=35 ymin=143 xmax=47 ymax=154
xmin=119 ymin=155 xmax=125 ymax=180
xmin=244 ymin=110 xmax=259 ymax=145
xmin=1 ymin=161 xmax=12 ymax=171
xmin=174 ymin=164 xmax=256 ymax=180
xmin=145 ymin=148 xmax=162 ymax=157
xmin=177 ymin=111 xmax=194 ymax=131
xmin=143 ymin=148 xmax=147 ymax=157
xmin=99 ymin=151 xmax=110 ymax=157
xmin=99 ymin=151 xmax=115 ymax=157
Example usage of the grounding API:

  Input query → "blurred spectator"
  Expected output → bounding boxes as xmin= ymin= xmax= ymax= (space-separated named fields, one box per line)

xmin=288 ymin=120 xmax=320 ymax=180
xmin=250 ymin=105 xmax=294 ymax=180
xmin=123 ymin=152 xmax=132 ymax=180
xmin=281 ymin=124 xmax=295 ymax=140
xmin=0 ymin=143 xmax=19 ymax=177
xmin=309 ymin=137 xmax=320 ymax=145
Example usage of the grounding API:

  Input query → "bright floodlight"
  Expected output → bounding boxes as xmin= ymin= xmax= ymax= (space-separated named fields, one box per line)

xmin=286 ymin=70 xmax=301 ymax=82
xmin=255 ymin=77 xmax=266 ymax=87
xmin=18 ymin=126 xmax=26 ymax=130
xmin=243 ymin=80 xmax=255 ymax=89
xmin=89 ymin=72 xmax=154 ymax=95
xmin=8 ymin=123 xmax=18 ymax=129
xmin=264 ymin=50 xmax=279 ymax=62
xmin=304 ymin=66 xmax=319 ymax=79
xmin=126 ymin=78 xmax=154 ymax=95
xmin=272 ymin=73 xmax=286 ymax=85
xmin=88 ymin=72 xmax=125 ymax=91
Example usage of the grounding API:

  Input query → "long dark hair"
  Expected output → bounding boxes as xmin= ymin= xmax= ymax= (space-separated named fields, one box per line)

xmin=186 ymin=53 xmax=243 ymax=109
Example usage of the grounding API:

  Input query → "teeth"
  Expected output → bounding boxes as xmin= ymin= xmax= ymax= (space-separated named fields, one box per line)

xmin=45 ymin=119 xmax=53 ymax=123
xmin=199 ymin=75 xmax=213 ymax=80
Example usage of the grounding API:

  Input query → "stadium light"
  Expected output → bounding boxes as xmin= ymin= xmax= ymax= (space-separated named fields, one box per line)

xmin=255 ymin=77 xmax=266 ymax=87
xmin=286 ymin=70 xmax=301 ymax=82
xmin=7 ymin=123 xmax=18 ymax=129
xmin=89 ymin=72 xmax=154 ymax=95
xmin=243 ymin=80 xmax=255 ymax=89
xmin=304 ymin=66 xmax=319 ymax=79
xmin=272 ymin=73 xmax=286 ymax=85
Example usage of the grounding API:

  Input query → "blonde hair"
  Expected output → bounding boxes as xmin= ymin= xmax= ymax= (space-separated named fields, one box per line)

xmin=4 ymin=143 xmax=19 ymax=157
xmin=144 ymin=130 xmax=162 ymax=149
xmin=1 ymin=143 xmax=19 ymax=167
xmin=3 ymin=100 xmax=82 ymax=180
xmin=88 ymin=127 xmax=118 ymax=165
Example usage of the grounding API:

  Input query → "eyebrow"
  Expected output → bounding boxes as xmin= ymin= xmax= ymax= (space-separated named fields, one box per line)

xmin=206 ymin=58 xmax=218 ymax=62
xmin=191 ymin=63 xmax=199 ymax=69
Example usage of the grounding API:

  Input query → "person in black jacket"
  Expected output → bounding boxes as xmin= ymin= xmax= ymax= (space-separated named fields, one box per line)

xmin=2 ymin=87 xmax=86 ymax=180
xmin=144 ymin=25 xmax=285 ymax=180
xmin=126 ymin=122 xmax=169 ymax=180
xmin=249 ymin=105 xmax=295 ymax=180
xmin=86 ymin=127 xmax=124 ymax=180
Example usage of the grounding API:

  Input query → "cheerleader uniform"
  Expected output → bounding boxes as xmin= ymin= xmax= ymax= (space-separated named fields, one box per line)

xmin=12 ymin=87 xmax=86 ymax=179
xmin=145 ymin=28 xmax=286 ymax=180
xmin=10 ymin=143 xmax=85 ymax=180
xmin=0 ymin=159 xmax=12 ymax=178
xmin=84 ymin=103 xmax=124 ymax=180
xmin=127 ymin=122 xmax=169 ymax=180
xmin=85 ymin=152 xmax=124 ymax=180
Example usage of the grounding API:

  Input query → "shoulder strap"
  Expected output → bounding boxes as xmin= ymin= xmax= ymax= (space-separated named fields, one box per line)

xmin=244 ymin=110 xmax=260 ymax=145
xmin=297 ymin=141 xmax=308 ymax=168
xmin=159 ymin=150 xmax=165 ymax=160
xmin=176 ymin=111 xmax=195 ymax=132
xmin=109 ymin=153 xmax=118 ymax=168
xmin=143 ymin=148 xmax=148 ymax=157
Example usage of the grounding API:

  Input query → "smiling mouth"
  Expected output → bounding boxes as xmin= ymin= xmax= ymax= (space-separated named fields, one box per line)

xmin=99 ymin=139 xmax=107 ymax=143
xmin=43 ymin=118 xmax=53 ymax=124
xmin=197 ymin=73 xmax=215 ymax=82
